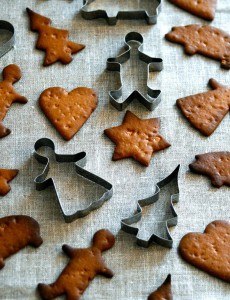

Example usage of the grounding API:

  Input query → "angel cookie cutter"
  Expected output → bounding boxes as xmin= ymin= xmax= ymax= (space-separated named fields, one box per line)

xmin=121 ymin=165 xmax=180 ymax=248
xmin=107 ymin=31 xmax=163 ymax=111
xmin=81 ymin=0 xmax=161 ymax=25
xmin=34 ymin=138 xmax=113 ymax=222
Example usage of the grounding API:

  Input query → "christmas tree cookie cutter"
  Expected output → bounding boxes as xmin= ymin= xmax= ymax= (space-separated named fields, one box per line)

xmin=0 ymin=21 xmax=15 ymax=58
xmin=34 ymin=138 xmax=113 ymax=223
xmin=81 ymin=0 xmax=161 ymax=25
xmin=107 ymin=31 xmax=163 ymax=111
xmin=121 ymin=165 xmax=180 ymax=248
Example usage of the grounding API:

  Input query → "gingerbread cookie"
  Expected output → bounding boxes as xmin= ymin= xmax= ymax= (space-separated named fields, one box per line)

xmin=0 ymin=169 xmax=19 ymax=196
xmin=0 ymin=215 xmax=43 ymax=269
xmin=169 ymin=0 xmax=217 ymax=20
xmin=27 ymin=8 xmax=85 ymax=66
xmin=38 ymin=229 xmax=115 ymax=300
xmin=104 ymin=111 xmax=170 ymax=166
xmin=179 ymin=220 xmax=230 ymax=282
xmin=189 ymin=152 xmax=230 ymax=187
xmin=0 ymin=64 xmax=28 ymax=138
xmin=177 ymin=79 xmax=230 ymax=136
xmin=39 ymin=87 xmax=97 ymax=141
xmin=148 ymin=274 xmax=173 ymax=300
xmin=165 ymin=25 xmax=230 ymax=69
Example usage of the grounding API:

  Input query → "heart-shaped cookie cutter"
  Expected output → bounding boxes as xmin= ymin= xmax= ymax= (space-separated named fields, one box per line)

xmin=107 ymin=32 xmax=163 ymax=111
xmin=34 ymin=138 xmax=113 ymax=222
xmin=121 ymin=165 xmax=180 ymax=248
xmin=0 ymin=21 xmax=15 ymax=58
xmin=81 ymin=0 xmax=161 ymax=25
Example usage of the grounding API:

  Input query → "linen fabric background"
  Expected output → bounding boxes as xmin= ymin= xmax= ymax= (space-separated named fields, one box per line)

xmin=0 ymin=0 xmax=229 ymax=299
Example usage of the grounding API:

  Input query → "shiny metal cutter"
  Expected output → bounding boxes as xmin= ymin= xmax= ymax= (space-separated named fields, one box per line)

xmin=0 ymin=21 xmax=15 ymax=58
xmin=34 ymin=138 xmax=113 ymax=223
xmin=81 ymin=0 xmax=161 ymax=25
xmin=121 ymin=165 xmax=180 ymax=248
xmin=107 ymin=32 xmax=163 ymax=111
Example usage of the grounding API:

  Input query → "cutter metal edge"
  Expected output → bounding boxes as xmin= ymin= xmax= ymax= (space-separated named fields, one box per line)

xmin=34 ymin=138 xmax=113 ymax=223
xmin=107 ymin=31 xmax=163 ymax=111
xmin=121 ymin=165 xmax=180 ymax=248
xmin=81 ymin=0 xmax=161 ymax=25
xmin=0 ymin=20 xmax=15 ymax=58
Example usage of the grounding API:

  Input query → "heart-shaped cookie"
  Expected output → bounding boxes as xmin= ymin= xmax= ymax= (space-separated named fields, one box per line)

xmin=39 ymin=87 xmax=97 ymax=140
xmin=179 ymin=220 xmax=230 ymax=282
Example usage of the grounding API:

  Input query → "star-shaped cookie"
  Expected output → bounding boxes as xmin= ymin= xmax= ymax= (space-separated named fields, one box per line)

xmin=104 ymin=111 xmax=171 ymax=166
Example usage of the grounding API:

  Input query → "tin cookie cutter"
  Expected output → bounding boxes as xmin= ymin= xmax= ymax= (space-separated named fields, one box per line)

xmin=121 ymin=165 xmax=180 ymax=248
xmin=81 ymin=0 xmax=161 ymax=25
xmin=0 ymin=21 xmax=15 ymax=58
xmin=107 ymin=32 xmax=163 ymax=111
xmin=34 ymin=138 xmax=113 ymax=223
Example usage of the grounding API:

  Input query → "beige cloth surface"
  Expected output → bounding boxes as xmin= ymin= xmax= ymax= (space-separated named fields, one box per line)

xmin=0 ymin=0 xmax=229 ymax=299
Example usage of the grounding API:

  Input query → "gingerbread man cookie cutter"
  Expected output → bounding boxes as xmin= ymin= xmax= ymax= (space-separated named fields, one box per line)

xmin=107 ymin=32 xmax=163 ymax=111
xmin=81 ymin=0 xmax=161 ymax=25
xmin=34 ymin=138 xmax=113 ymax=223
xmin=0 ymin=21 xmax=15 ymax=58
xmin=121 ymin=165 xmax=180 ymax=248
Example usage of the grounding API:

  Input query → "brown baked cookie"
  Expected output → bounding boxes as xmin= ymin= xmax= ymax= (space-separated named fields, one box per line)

xmin=0 ymin=169 xmax=19 ymax=196
xmin=0 ymin=215 xmax=43 ymax=269
xmin=189 ymin=152 xmax=230 ymax=187
xmin=38 ymin=229 xmax=115 ymax=300
xmin=179 ymin=220 xmax=230 ymax=282
xmin=177 ymin=79 xmax=230 ymax=136
xmin=104 ymin=111 xmax=171 ymax=166
xmin=39 ymin=87 xmax=97 ymax=141
xmin=165 ymin=25 xmax=230 ymax=69
xmin=0 ymin=64 xmax=28 ymax=138
xmin=148 ymin=274 xmax=173 ymax=300
xmin=169 ymin=0 xmax=217 ymax=21
xmin=27 ymin=8 xmax=85 ymax=66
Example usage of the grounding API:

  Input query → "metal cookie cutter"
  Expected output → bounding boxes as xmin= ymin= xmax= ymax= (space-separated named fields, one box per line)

xmin=0 ymin=21 xmax=15 ymax=58
xmin=121 ymin=165 xmax=180 ymax=248
xmin=34 ymin=138 xmax=113 ymax=223
xmin=81 ymin=0 xmax=161 ymax=25
xmin=107 ymin=32 xmax=163 ymax=111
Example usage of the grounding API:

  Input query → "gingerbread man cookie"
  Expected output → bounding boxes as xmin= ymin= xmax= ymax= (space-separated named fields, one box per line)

xmin=0 ymin=64 xmax=28 ymax=138
xmin=38 ymin=229 xmax=115 ymax=300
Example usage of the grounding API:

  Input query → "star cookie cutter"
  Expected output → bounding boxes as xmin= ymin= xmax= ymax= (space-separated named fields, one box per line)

xmin=107 ymin=32 xmax=163 ymax=111
xmin=0 ymin=21 xmax=15 ymax=58
xmin=121 ymin=165 xmax=180 ymax=248
xmin=34 ymin=138 xmax=113 ymax=223
xmin=81 ymin=0 xmax=161 ymax=25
